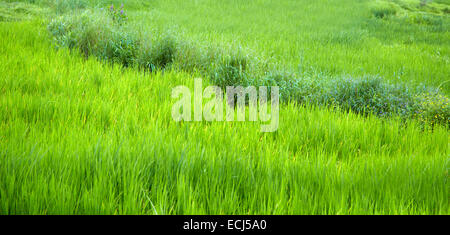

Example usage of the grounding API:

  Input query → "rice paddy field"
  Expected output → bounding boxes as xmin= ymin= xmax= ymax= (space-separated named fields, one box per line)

xmin=0 ymin=0 xmax=449 ymax=214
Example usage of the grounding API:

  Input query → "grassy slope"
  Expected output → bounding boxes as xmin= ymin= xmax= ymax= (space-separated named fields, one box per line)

xmin=0 ymin=20 xmax=448 ymax=214
xmin=131 ymin=0 xmax=450 ymax=93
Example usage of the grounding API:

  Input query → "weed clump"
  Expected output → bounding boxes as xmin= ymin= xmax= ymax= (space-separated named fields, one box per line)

xmin=322 ymin=76 xmax=416 ymax=118
xmin=48 ymin=7 xmax=138 ymax=67
xmin=256 ymin=72 xmax=449 ymax=128
xmin=46 ymin=4 xmax=450 ymax=129
xmin=150 ymin=33 xmax=178 ymax=69
xmin=106 ymin=3 xmax=128 ymax=25
xmin=209 ymin=49 xmax=250 ymax=89
xmin=371 ymin=5 xmax=397 ymax=19
xmin=173 ymin=39 xmax=208 ymax=73
xmin=371 ymin=0 xmax=450 ymax=21
xmin=257 ymin=70 xmax=323 ymax=103
xmin=413 ymin=92 xmax=450 ymax=128
xmin=101 ymin=30 xmax=138 ymax=67
xmin=135 ymin=39 xmax=154 ymax=71
xmin=48 ymin=9 xmax=113 ymax=57
xmin=136 ymin=32 xmax=178 ymax=72
xmin=408 ymin=13 xmax=443 ymax=27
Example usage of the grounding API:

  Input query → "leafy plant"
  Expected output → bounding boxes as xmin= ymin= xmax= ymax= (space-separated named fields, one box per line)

xmin=100 ymin=30 xmax=138 ymax=67
xmin=209 ymin=49 xmax=250 ymax=89
xmin=371 ymin=4 xmax=397 ymax=19
xmin=106 ymin=3 xmax=127 ymax=26
xmin=45 ymin=3 xmax=450 ymax=128
xmin=413 ymin=92 xmax=450 ymax=128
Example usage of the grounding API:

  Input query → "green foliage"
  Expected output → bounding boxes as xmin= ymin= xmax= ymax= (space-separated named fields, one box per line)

xmin=106 ymin=3 xmax=127 ymax=25
xmin=136 ymin=32 xmax=178 ymax=71
xmin=0 ymin=1 xmax=48 ymax=21
xmin=143 ymin=0 xmax=450 ymax=94
xmin=209 ymin=48 xmax=250 ymax=89
xmin=255 ymin=73 xmax=433 ymax=123
xmin=370 ymin=0 xmax=450 ymax=21
xmin=173 ymin=39 xmax=209 ymax=73
xmin=1 ymin=0 xmax=449 ymax=215
xmin=101 ymin=30 xmax=138 ymax=67
xmin=48 ymin=9 xmax=113 ymax=57
xmin=44 ymin=2 xmax=450 ymax=128
xmin=135 ymin=39 xmax=154 ymax=71
xmin=371 ymin=3 xmax=397 ymax=19
xmin=1 ymin=22 xmax=449 ymax=215
xmin=257 ymin=70 xmax=323 ymax=103
xmin=413 ymin=92 xmax=450 ymax=127
xmin=323 ymin=76 xmax=416 ymax=118
xmin=150 ymin=33 xmax=177 ymax=69
xmin=407 ymin=12 xmax=444 ymax=26
xmin=47 ymin=8 xmax=138 ymax=67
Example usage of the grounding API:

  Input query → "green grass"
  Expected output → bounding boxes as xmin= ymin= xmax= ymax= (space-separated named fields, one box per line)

xmin=44 ymin=3 xmax=449 ymax=124
xmin=0 ymin=1 xmax=49 ymax=21
xmin=0 ymin=0 xmax=449 ymax=214
xmin=127 ymin=0 xmax=450 ymax=93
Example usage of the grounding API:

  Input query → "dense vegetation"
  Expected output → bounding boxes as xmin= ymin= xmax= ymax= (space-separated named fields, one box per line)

xmin=0 ymin=0 xmax=448 ymax=214
xmin=43 ymin=2 xmax=450 ymax=125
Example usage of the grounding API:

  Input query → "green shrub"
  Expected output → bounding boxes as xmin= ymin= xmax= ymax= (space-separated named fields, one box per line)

xmin=45 ymin=4 xmax=450 ymax=129
xmin=257 ymin=70 xmax=323 ymax=103
xmin=371 ymin=2 xmax=397 ymax=19
xmin=136 ymin=32 xmax=178 ymax=72
xmin=408 ymin=13 xmax=443 ymax=27
xmin=322 ymin=76 xmax=417 ymax=118
xmin=47 ymin=9 xmax=115 ymax=57
xmin=174 ymin=39 xmax=207 ymax=73
xmin=372 ymin=7 xmax=397 ymax=19
xmin=100 ymin=30 xmax=138 ymax=67
xmin=151 ymin=33 xmax=177 ymax=69
xmin=48 ymin=8 xmax=137 ymax=67
xmin=209 ymin=49 xmax=250 ymax=89
xmin=413 ymin=92 xmax=450 ymax=128
xmin=135 ymin=39 xmax=155 ymax=71
xmin=106 ymin=3 xmax=128 ymax=26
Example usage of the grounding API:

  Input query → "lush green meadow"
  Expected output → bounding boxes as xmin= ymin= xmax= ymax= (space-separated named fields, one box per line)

xmin=132 ymin=0 xmax=450 ymax=91
xmin=0 ymin=0 xmax=449 ymax=214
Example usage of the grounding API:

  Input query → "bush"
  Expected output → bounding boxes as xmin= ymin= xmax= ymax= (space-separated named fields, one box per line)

xmin=151 ymin=33 xmax=177 ymax=69
xmin=48 ymin=7 xmax=137 ymax=67
xmin=48 ymin=9 xmax=115 ymax=56
xmin=408 ymin=13 xmax=443 ymax=27
xmin=46 ymin=6 xmax=450 ymax=129
xmin=100 ymin=30 xmax=138 ymax=67
xmin=106 ymin=3 xmax=128 ymax=26
xmin=136 ymin=32 xmax=178 ymax=72
xmin=174 ymin=39 xmax=207 ymax=73
xmin=135 ymin=39 xmax=155 ymax=71
xmin=413 ymin=92 xmax=450 ymax=128
xmin=372 ymin=7 xmax=396 ymax=19
xmin=321 ymin=76 xmax=417 ymax=118
xmin=371 ymin=2 xmax=397 ymax=19
xmin=257 ymin=70 xmax=323 ymax=103
xmin=209 ymin=49 xmax=250 ymax=89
